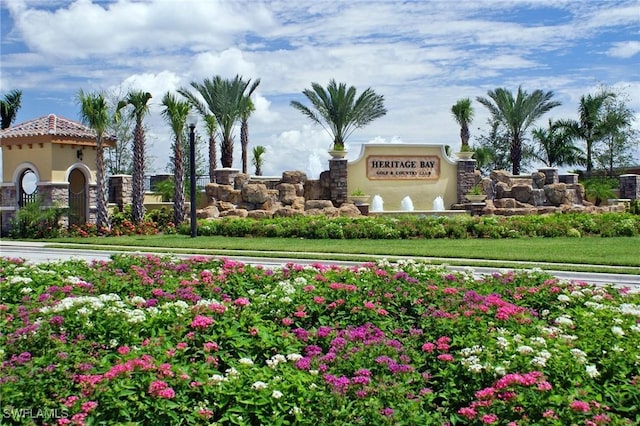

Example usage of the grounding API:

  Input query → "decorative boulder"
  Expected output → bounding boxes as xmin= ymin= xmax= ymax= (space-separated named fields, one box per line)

xmin=220 ymin=208 xmax=248 ymax=218
xmin=241 ymin=184 xmax=269 ymax=204
xmin=544 ymin=183 xmax=568 ymax=206
xmin=531 ymin=172 xmax=546 ymax=189
xmin=338 ymin=203 xmax=362 ymax=217
xmin=247 ymin=209 xmax=274 ymax=219
xmin=511 ymin=184 xmax=532 ymax=204
xmin=490 ymin=170 xmax=512 ymax=185
xmin=276 ymin=183 xmax=297 ymax=205
xmin=281 ymin=171 xmax=307 ymax=184
xmin=305 ymin=200 xmax=334 ymax=210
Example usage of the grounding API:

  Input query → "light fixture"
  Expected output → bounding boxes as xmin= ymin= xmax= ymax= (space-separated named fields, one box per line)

xmin=188 ymin=112 xmax=198 ymax=238
xmin=76 ymin=149 xmax=83 ymax=161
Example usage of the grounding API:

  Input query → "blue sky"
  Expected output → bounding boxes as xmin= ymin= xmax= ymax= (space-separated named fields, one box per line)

xmin=1 ymin=0 xmax=639 ymax=178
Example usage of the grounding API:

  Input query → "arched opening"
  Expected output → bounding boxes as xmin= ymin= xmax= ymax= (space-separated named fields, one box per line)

xmin=68 ymin=168 xmax=87 ymax=226
xmin=19 ymin=169 xmax=38 ymax=207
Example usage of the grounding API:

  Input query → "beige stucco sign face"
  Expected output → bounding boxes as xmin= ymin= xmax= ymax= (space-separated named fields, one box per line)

xmin=366 ymin=155 xmax=440 ymax=180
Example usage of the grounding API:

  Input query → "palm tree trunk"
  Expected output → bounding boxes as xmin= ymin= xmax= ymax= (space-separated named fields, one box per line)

xmin=221 ymin=136 xmax=233 ymax=168
xmin=173 ymin=141 xmax=185 ymax=225
xmin=586 ymin=139 xmax=593 ymax=178
xmin=241 ymin=120 xmax=248 ymax=174
xmin=461 ymin=124 xmax=470 ymax=147
xmin=209 ymin=134 xmax=217 ymax=182
xmin=131 ymin=124 xmax=146 ymax=224
xmin=511 ymin=137 xmax=522 ymax=175
xmin=95 ymin=141 xmax=110 ymax=230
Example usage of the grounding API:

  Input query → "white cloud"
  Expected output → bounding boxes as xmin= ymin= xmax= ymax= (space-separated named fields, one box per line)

xmin=607 ymin=41 xmax=640 ymax=59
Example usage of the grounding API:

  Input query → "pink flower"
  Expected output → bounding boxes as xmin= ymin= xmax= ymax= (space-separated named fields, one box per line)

xmin=148 ymin=380 xmax=175 ymax=399
xmin=190 ymin=315 xmax=214 ymax=329
xmin=421 ymin=342 xmax=436 ymax=353
xmin=203 ymin=341 xmax=219 ymax=352
xmin=437 ymin=354 xmax=454 ymax=362
xmin=81 ymin=401 xmax=97 ymax=413
xmin=282 ymin=317 xmax=293 ymax=326
xmin=176 ymin=342 xmax=188 ymax=350
xmin=481 ymin=414 xmax=499 ymax=424
xmin=117 ymin=346 xmax=130 ymax=355
xmin=458 ymin=407 xmax=477 ymax=420
xmin=570 ymin=400 xmax=590 ymax=413
xmin=364 ymin=301 xmax=376 ymax=309
xmin=234 ymin=297 xmax=250 ymax=307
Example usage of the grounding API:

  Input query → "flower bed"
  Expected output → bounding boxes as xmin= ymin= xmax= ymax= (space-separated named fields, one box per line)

xmin=1 ymin=255 xmax=638 ymax=425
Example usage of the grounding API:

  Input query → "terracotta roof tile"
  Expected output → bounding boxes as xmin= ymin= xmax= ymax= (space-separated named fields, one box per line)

xmin=0 ymin=114 xmax=116 ymax=141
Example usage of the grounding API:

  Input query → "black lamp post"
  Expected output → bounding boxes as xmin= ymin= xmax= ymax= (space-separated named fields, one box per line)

xmin=188 ymin=117 xmax=197 ymax=238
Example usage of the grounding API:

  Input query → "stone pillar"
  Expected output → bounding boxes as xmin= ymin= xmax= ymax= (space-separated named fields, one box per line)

xmin=559 ymin=173 xmax=579 ymax=184
xmin=619 ymin=174 xmax=640 ymax=200
xmin=0 ymin=183 xmax=17 ymax=236
xmin=456 ymin=159 xmax=476 ymax=204
xmin=108 ymin=175 xmax=133 ymax=211
xmin=329 ymin=158 xmax=348 ymax=207
xmin=538 ymin=168 xmax=559 ymax=185
xmin=213 ymin=168 xmax=240 ymax=186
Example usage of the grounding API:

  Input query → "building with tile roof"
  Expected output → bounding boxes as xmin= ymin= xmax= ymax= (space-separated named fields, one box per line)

xmin=0 ymin=114 xmax=116 ymax=235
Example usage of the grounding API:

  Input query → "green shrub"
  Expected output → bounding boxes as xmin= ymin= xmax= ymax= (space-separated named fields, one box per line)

xmin=183 ymin=212 xmax=640 ymax=240
xmin=9 ymin=198 xmax=65 ymax=239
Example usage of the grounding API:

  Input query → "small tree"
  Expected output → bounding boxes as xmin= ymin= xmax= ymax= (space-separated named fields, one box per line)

xmin=291 ymin=79 xmax=387 ymax=151
xmin=1 ymin=89 xmax=22 ymax=129
xmin=252 ymin=146 xmax=266 ymax=176
xmin=451 ymin=98 xmax=474 ymax=150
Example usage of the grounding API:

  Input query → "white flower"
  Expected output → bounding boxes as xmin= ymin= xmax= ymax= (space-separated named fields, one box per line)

xmin=279 ymin=296 xmax=292 ymax=304
xmin=130 ymin=296 xmax=146 ymax=305
xmin=225 ymin=367 xmax=238 ymax=378
xmin=586 ymin=365 xmax=600 ymax=378
xmin=20 ymin=287 xmax=33 ymax=294
xmin=271 ymin=390 xmax=283 ymax=399
xmin=251 ymin=381 xmax=268 ymax=390
xmin=238 ymin=358 xmax=254 ymax=366
xmin=517 ymin=345 xmax=534 ymax=354
xmin=554 ymin=315 xmax=574 ymax=327
xmin=557 ymin=294 xmax=571 ymax=303
xmin=286 ymin=353 xmax=303 ymax=361
xmin=289 ymin=406 xmax=301 ymax=415
xmin=611 ymin=326 xmax=625 ymax=337
xmin=209 ymin=374 xmax=227 ymax=384
xmin=530 ymin=337 xmax=547 ymax=347
xmin=570 ymin=348 xmax=587 ymax=363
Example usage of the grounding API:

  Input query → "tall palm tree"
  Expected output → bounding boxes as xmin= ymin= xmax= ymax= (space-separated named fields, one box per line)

xmin=555 ymin=91 xmax=615 ymax=177
xmin=161 ymin=92 xmax=190 ymax=226
xmin=116 ymin=91 xmax=152 ymax=224
xmin=290 ymin=79 xmax=387 ymax=151
xmin=239 ymin=98 xmax=254 ymax=174
xmin=476 ymin=86 xmax=560 ymax=175
xmin=1 ymin=89 xmax=22 ymax=129
xmin=203 ymin=114 xmax=218 ymax=181
xmin=531 ymin=119 xmax=584 ymax=168
xmin=451 ymin=98 xmax=474 ymax=150
xmin=77 ymin=89 xmax=111 ymax=230
xmin=251 ymin=145 xmax=266 ymax=176
xmin=179 ymin=75 xmax=258 ymax=168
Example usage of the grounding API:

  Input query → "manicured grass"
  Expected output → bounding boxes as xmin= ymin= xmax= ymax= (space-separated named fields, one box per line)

xmin=46 ymin=234 xmax=640 ymax=272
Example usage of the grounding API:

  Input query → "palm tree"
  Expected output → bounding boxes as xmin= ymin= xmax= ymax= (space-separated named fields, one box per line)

xmin=239 ymin=79 xmax=260 ymax=173
xmin=116 ymin=91 xmax=152 ymax=224
xmin=251 ymin=145 xmax=266 ymax=176
xmin=451 ymin=98 xmax=474 ymax=150
xmin=77 ymin=90 xmax=111 ymax=230
xmin=531 ymin=119 xmax=584 ymax=168
xmin=179 ymin=75 xmax=258 ymax=168
xmin=1 ymin=89 xmax=22 ymax=129
xmin=476 ymin=86 xmax=560 ymax=175
xmin=161 ymin=92 xmax=190 ymax=226
xmin=203 ymin=114 xmax=218 ymax=182
xmin=555 ymin=91 xmax=615 ymax=177
xmin=290 ymin=79 xmax=387 ymax=151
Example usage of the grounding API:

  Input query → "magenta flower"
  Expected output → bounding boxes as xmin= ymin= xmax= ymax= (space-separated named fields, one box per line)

xmin=190 ymin=315 xmax=214 ymax=329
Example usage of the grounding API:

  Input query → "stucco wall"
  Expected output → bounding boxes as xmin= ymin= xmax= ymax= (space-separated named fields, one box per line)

xmin=347 ymin=144 xmax=458 ymax=210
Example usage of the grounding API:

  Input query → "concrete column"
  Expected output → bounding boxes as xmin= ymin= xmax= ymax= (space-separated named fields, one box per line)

xmin=108 ymin=175 xmax=133 ymax=211
xmin=538 ymin=167 xmax=559 ymax=184
xmin=456 ymin=159 xmax=476 ymax=204
xmin=619 ymin=174 xmax=640 ymax=200
xmin=329 ymin=158 xmax=348 ymax=207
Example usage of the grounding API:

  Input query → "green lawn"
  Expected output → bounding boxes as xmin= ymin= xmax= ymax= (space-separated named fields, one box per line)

xmin=45 ymin=235 xmax=640 ymax=274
